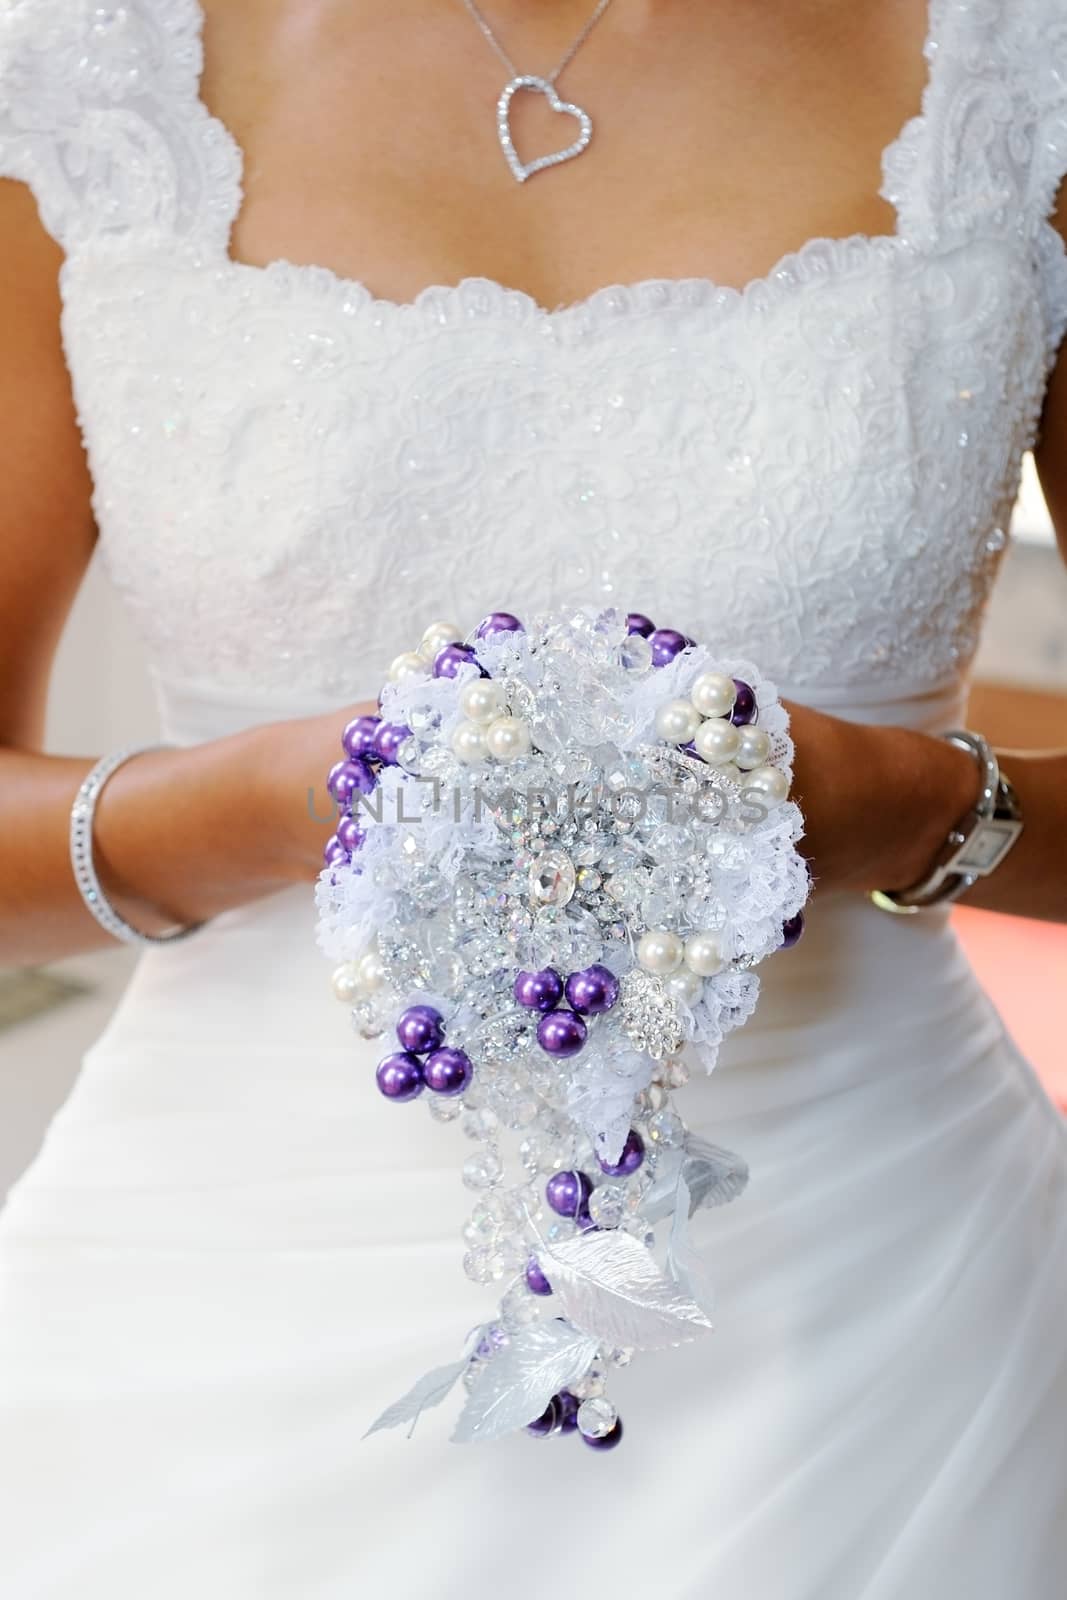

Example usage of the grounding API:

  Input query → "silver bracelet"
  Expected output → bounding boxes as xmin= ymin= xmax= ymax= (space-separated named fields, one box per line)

xmin=69 ymin=744 xmax=204 ymax=947
xmin=869 ymin=729 xmax=1024 ymax=915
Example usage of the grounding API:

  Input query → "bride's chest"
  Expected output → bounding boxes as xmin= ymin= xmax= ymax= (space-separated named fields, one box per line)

xmin=58 ymin=234 xmax=1045 ymax=703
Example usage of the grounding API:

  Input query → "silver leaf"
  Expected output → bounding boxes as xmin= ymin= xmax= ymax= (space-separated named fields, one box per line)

xmin=645 ymin=1138 xmax=749 ymax=1223
xmin=451 ymin=1319 xmax=599 ymax=1444
xmin=682 ymin=1135 xmax=749 ymax=1212
xmin=666 ymin=1173 xmax=717 ymax=1316
xmin=364 ymin=1324 xmax=486 ymax=1440
xmin=535 ymin=1226 xmax=714 ymax=1351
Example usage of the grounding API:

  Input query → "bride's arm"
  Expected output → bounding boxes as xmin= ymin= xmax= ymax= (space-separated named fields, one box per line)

xmin=0 ymin=183 xmax=352 ymax=967
xmin=946 ymin=179 xmax=1067 ymax=922
xmin=791 ymin=185 xmax=1067 ymax=925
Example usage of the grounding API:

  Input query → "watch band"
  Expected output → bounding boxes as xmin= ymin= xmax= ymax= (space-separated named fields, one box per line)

xmin=869 ymin=730 xmax=1023 ymax=915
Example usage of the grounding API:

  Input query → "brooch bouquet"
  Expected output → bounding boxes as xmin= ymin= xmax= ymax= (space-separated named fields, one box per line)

xmin=316 ymin=605 xmax=808 ymax=1451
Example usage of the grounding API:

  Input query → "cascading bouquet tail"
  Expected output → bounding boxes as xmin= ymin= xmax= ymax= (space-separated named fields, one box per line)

xmin=315 ymin=605 xmax=809 ymax=1451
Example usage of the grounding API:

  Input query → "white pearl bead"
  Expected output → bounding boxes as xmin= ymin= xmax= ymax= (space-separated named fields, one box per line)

xmin=637 ymin=928 xmax=685 ymax=975
xmin=743 ymin=764 xmax=791 ymax=807
xmin=356 ymin=948 xmax=385 ymax=992
xmin=690 ymin=671 xmax=736 ymax=719
xmin=387 ymin=650 xmax=428 ymax=684
xmin=451 ymin=720 xmax=488 ymax=764
xmin=331 ymin=961 xmax=362 ymax=1003
xmin=484 ymin=715 xmax=531 ymax=763
xmin=718 ymin=762 xmax=743 ymax=784
xmin=734 ymin=726 xmax=772 ymax=770
xmin=666 ymin=967 xmax=703 ymax=1004
xmin=654 ymin=698 xmax=701 ymax=745
xmin=459 ymin=678 xmax=507 ymax=724
xmin=643 ymin=1082 xmax=669 ymax=1112
xmin=684 ymin=932 xmax=725 ymax=977
xmin=418 ymin=620 xmax=464 ymax=660
xmin=694 ymin=718 xmax=741 ymax=764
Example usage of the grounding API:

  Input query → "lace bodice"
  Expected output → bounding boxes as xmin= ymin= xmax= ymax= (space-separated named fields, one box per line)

xmin=3 ymin=0 xmax=1067 ymax=736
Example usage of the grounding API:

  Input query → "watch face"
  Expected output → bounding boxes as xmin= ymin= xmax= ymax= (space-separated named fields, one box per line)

xmin=954 ymin=819 xmax=1023 ymax=875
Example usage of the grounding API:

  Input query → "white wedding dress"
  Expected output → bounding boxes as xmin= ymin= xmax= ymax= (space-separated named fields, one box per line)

xmin=2 ymin=0 xmax=1067 ymax=1594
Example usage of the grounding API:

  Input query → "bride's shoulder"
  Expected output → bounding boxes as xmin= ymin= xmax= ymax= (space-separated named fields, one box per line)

xmin=1 ymin=0 xmax=231 ymax=253
xmin=0 ymin=0 xmax=209 ymax=107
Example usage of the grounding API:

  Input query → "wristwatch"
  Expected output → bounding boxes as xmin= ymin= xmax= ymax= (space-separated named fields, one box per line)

xmin=869 ymin=729 xmax=1023 ymax=914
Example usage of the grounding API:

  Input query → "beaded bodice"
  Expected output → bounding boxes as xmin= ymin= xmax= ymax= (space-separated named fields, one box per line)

xmin=2 ymin=0 xmax=1067 ymax=732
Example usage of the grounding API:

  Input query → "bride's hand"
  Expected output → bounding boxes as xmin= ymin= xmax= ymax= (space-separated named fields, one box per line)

xmin=252 ymin=697 xmax=383 ymax=883
xmin=783 ymin=701 xmax=980 ymax=896
xmin=269 ymin=697 xmax=986 ymax=897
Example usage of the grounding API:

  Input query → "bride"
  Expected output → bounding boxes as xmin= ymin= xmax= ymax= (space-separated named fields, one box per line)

xmin=1 ymin=0 xmax=1066 ymax=1594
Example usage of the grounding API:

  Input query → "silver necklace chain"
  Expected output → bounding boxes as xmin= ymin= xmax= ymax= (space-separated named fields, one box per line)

xmin=459 ymin=0 xmax=618 ymax=183
xmin=461 ymin=0 xmax=616 ymax=86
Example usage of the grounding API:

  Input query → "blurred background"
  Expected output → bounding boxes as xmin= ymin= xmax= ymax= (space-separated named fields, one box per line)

xmin=1 ymin=460 xmax=1065 ymax=1199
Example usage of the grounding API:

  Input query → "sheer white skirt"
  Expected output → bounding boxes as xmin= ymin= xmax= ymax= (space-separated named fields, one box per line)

xmin=1 ymin=886 xmax=1064 ymax=1598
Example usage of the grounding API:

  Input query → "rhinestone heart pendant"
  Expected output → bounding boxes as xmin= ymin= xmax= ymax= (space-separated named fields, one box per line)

xmin=496 ymin=74 xmax=593 ymax=184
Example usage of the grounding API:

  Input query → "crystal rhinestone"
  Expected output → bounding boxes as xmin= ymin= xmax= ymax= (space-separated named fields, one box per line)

xmin=463 ymin=1249 xmax=492 ymax=1284
xmin=619 ymin=632 xmax=653 ymax=673
xmin=588 ymin=1183 xmax=627 ymax=1229
xmin=500 ymin=1282 xmax=541 ymax=1331
xmin=461 ymin=1107 xmax=499 ymax=1142
xmin=647 ymin=1108 xmax=685 ymax=1147
xmin=462 ymin=1150 xmax=504 ymax=1190
xmin=464 ymin=1205 xmax=497 ymax=1243
xmin=577 ymin=1396 xmax=618 ymax=1439
xmin=527 ymin=844 xmax=575 ymax=908
xmin=569 ymin=1362 xmax=607 ymax=1400
xmin=428 ymin=1095 xmax=463 ymax=1123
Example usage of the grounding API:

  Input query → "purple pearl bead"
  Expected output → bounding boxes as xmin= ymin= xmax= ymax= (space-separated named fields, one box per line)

xmin=536 ymin=1008 xmax=588 ymax=1058
xmin=423 ymin=1046 xmax=473 ymax=1096
xmin=346 ymin=758 xmax=378 ymax=794
xmin=432 ymin=642 xmax=478 ymax=679
xmin=525 ymin=1397 xmax=561 ymax=1438
xmin=557 ymin=1390 xmax=580 ymax=1433
xmin=395 ymin=1005 xmax=445 ymax=1053
xmin=625 ymin=612 xmax=655 ymax=637
xmin=475 ymin=612 xmax=524 ymax=640
xmin=374 ymin=721 xmax=412 ymax=766
xmin=597 ymin=1128 xmax=645 ymax=1178
xmin=326 ymin=762 xmax=349 ymax=801
xmin=730 ymin=679 xmax=758 ymax=726
xmin=327 ymin=757 xmax=376 ymax=807
xmin=513 ymin=968 xmax=564 ymax=1012
xmin=649 ymin=628 xmax=689 ymax=668
xmin=375 ymin=1051 xmax=425 ymax=1102
xmin=524 ymin=1257 xmax=553 ymax=1296
xmin=582 ymin=1417 xmax=624 ymax=1451
xmin=564 ymin=964 xmax=620 ymax=1016
xmin=575 ymin=1201 xmax=596 ymax=1231
xmin=336 ymin=814 xmax=366 ymax=854
xmin=545 ymin=1169 xmax=593 ymax=1218
xmin=342 ymin=715 xmax=381 ymax=761
xmin=322 ymin=834 xmax=348 ymax=867
xmin=781 ymin=910 xmax=806 ymax=948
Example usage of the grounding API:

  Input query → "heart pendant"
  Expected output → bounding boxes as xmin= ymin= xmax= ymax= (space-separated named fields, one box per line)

xmin=496 ymin=74 xmax=593 ymax=184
